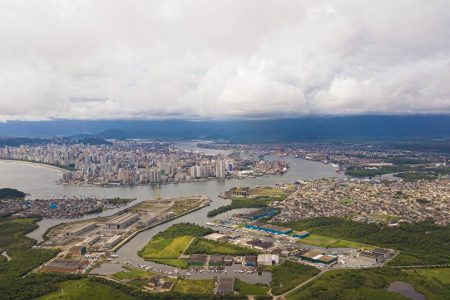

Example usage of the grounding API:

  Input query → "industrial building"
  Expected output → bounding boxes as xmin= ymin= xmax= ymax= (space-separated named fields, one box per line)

xmin=244 ymin=255 xmax=257 ymax=267
xmin=83 ymin=234 xmax=100 ymax=247
xmin=247 ymin=239 xmax=274 ymax=250
xmin=41 ymin=259 xmax=89 ymax=273
xmin=106 ymin=213 xmax=140 ymax=229
xmin=293 ymin=231 xmax=310 ymax=239
xmin=245 ymin=223 xmax=293 ymax=235
xmin=65 ymin=222 xmax=96 ymax=236
xmin=204 ymin=233 xmax=226 ymax=242
xmin=300 ymin=249 xmax=337 ymax=265
xmin=257 ymin=254 xmax=280 ymax=266
xmin=68 ymin=245 xmax=86 ymax=257
xmin=104 ymin=235 xmax=122 ymax=248
xmin=138 ymin=214 xmax=158 ymax=227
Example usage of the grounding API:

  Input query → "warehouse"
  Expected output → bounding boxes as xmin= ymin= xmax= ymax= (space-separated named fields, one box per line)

xmin=257 ymin=254 xmax=280 ymax=266
xmin=204 ymin=233 xmax=226 ymax=242
xmin=68 ymin=245 xmax=86 ymax=257
xmin=245 ymin=223 xmax=293 ymax=235
xmin=41 ymin=259 xmax=89 ymax=273
xmin=293 ymin=231 xmax=310 ymax=239
xmin=104 ymin=235 xmax=122 ymax=248
xmin=65 ymin=222 xmax=96 ymax=236
xmin=106 ymin=213 xmax=140 ymax=229
xmin=83 ymin=234 xmax=100 ymax=247
xmin=138 ymin=214 xmax=158 ymax=227
xmin=300 ymin=249 xmax=337 ymax=265
xmin=244 ymin=255 xmax=257 ymax=267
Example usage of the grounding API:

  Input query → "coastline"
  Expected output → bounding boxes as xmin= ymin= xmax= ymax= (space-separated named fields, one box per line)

xmin=0 ymin=159 xmax=67 ymax=173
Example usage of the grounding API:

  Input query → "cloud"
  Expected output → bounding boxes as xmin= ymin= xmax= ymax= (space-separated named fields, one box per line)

xmin=0 ymin=0 xmax=449 ymax=121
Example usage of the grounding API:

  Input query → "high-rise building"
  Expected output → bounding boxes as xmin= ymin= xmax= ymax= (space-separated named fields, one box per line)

xmin=215 ymin=159 xmax=227 ymax=179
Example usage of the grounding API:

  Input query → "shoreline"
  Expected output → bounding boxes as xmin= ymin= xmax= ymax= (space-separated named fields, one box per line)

xmin=0 ymin=159 xmax=67 ymax=173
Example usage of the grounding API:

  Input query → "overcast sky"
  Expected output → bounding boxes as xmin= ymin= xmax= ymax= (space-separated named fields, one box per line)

xmin=0 ymin=0 xmax=449 ymax=121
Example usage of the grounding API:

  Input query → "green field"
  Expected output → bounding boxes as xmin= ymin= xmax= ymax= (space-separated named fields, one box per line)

xmin=38 ymin=279 xmax=136 ymax=300
xmin=414 ymin=268 xmax=450 ymax=284
xmin=299 ymin=234 xmax=339 ymax=247
xmin=174 ymin=279 xmax=214 ymax=294
xmin=113 ymin=266 xmax=155 ymax=281
xmin=139 ymin=235 xmax=193 ymax=259
xmin=327 ymin=239 xmax=376 ymax=250
xmin=271 ymin=261 xmax=320 ymax=295
xmin=185 ymin=238 xmax=257 ymax=255
xmin=286 ymin=267 xmax=450 ymax=300
xmin=138 ymin=223 xmax=214 ymax=268
xmin=235 ymin=279 xmax=269 ymax=296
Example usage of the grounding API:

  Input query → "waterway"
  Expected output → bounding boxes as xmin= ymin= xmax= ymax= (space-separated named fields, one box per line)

xmin=0 ymin=145 xmax=344 ymax=283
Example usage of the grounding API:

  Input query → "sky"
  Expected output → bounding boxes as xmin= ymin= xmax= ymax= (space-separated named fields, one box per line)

xmin=0 ymin=0 xmax=450 ymax=121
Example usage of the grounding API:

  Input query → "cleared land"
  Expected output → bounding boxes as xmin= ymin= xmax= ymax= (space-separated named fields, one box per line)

xmin=174 ymin=279 xmax=214 ymax=294
xmin=299 ymin=234 xmax=339 ymax=248
xmin=38 ymin=279 xmax=136 ymax=300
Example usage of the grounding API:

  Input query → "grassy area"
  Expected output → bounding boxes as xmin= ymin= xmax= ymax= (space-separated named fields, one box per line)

xmin=327 ymin=239 xmax=376 ymax=250
xmin=415 ymin=268 xmax=450 ymax=284
xmin=138 ymin=223 xmax=213 ymax=268
xmin=113 ymin=266 xmax=154 ymax=281
xmin=286 ymin=217 xmax=450 ymax=266
xmin=299 ymin=234 xmax=339 ymax=247
xmin=185 ymin=238 xmax=257 ymax=255
xmin=174 ymin=279 xmax=214 ymax=294
xmin=38 ymin=278 xmax=136 ymax=300
xmin=139 ymin=235 xmax=193 ymax=258
xmin=271 ymin=261 xmax=320 ymax=295
xmin=286 ymin=267 xmax=450 ymax=300
xmin=150 ymin=258 xmax=188 ymax=268
xmin=235 ymin=279 xmax=269 ymax=296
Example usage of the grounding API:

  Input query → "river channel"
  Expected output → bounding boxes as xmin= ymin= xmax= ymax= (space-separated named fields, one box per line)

xmin=0 ymin=144 xmax=344 ymax=283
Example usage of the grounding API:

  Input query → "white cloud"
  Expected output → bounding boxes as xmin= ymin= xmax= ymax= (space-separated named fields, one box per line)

xmin=0 ymin=0 xmax=449 ymax=120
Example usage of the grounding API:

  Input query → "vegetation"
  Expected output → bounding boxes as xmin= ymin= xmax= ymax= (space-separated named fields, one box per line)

xmin=0 ymin=217 xmax=62 ymax=300
xmin=140 ymin=235 xmax=193 ymax=258
xmin=345 ymin=165 xmax=450 ymax=181
xmin=286 ymin=217 xmax=450 ymax=265
xmin=414 ymin=268 xmax=450 ymax=284
xmin=207 ymin=198 xmax=272 ymax=217
xmin=38 ymin=278 xmax=137 ymax=300
xmin=185 ymin=238 xmax=257 ymax=255
xmin=0 ymin=188 xmax=26 ymax=199
xmin=138 ymin=223 xmax=212 ymax=268
xmin=286 ymin=267 xmax=450 ymax=300
xmin=174 ymin=279 xmax=214 ymax=294
xmin=271 ymin=261 xmax=320 ymax=295
xmin=151 ymin=223 xmax=213 ymax=239
xmin=235 ymin=279 xmax=269 ymax=296
xmin=299 ymin=234 xmax=339 ymax=248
